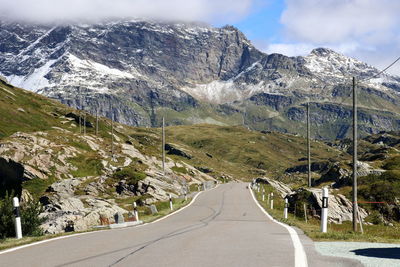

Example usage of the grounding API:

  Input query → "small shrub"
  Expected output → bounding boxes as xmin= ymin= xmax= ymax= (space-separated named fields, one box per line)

xmin=113 ymin=168 xmax=146 ymax=185
xmin=171 ymin=166 xmax=188 ymax=174
xmin=383 ymin=157 xmax=400 ymax=170
xmin=21 ymin=200 xmax=45 ymax=237
xmin=0 ymin=192 xmax=15 ymax=239
xmin=0 ymin=192 xmax=46 ymax=239
xmin=367 ymin=211 xmax=384 ymax=225
xmin=359 ymin=171 xmax=400 ymax=221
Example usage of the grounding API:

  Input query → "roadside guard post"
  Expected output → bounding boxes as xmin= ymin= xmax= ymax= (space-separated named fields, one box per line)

xmin=262 ymin=188 xmax=265 ymax=202
xmin=133 ymin=201 xmax=139 ymax=221
xmin=321 ymin=188 xmax=329 ymax=233
xmin=270 ymin=192 xmax=274 ymax=209
xmin=13 ymin=197 xmax=22 ymax=239
xmin=284 ymin=197 xmax=288 ymax=219
xmin=169 ymin=194 xmax=173 ymax=211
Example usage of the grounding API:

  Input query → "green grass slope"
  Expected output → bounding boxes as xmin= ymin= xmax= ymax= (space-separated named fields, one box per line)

xmin=0 ymin=80 xmax=345 ymax=187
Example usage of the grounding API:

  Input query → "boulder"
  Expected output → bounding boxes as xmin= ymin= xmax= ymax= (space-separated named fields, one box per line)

xmin=255 ymin=177 xmax=293 ymax=197
xmin=306 ymin=188 xmax=368 ymax=223
xmin=285 ymin=161 xmax=333 ymax=174
xmin=65 ymin=112 xmax=93 ymax=128
xmin=46 ymin=178 xmax=83 ymax=196
xmin=0 ymin=157 xmax=24 ymax=195
xmin=195 ymin=166 xmax=213 ymax=173
xmin=165 ymin=143 xmax=192 ymax=159
xmin=315 ymin=163 xmax=350 ymax=187
xmin=40 ymin=195 xmax=128 ymax=234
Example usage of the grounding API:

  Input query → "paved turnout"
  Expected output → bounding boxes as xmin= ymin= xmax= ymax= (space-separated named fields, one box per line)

xmin=0 ymin=183 xmax=362 ymax=267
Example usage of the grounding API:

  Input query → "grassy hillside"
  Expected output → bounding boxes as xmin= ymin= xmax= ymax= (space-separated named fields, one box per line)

xmin=0 ymin=80 xmax=115 ymax=140
xmin=163 ymin=125 xmax=344 ymax=181
xmin=0 ymin=80 xmax=347 ymax=189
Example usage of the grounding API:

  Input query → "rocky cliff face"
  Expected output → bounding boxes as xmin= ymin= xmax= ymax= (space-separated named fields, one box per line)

xmin=1 ymin=20 xmax=400 ymax=139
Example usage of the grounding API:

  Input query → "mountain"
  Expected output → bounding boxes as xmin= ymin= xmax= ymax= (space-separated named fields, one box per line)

xmin=1 ymin=20 xmax=400 ymax=139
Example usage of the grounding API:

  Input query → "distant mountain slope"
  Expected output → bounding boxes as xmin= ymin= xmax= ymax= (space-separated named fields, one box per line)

xmin=1 ymin=20 xmax=400 ymax=139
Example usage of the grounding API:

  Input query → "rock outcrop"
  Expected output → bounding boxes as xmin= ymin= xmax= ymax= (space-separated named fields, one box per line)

xmin=0 ymin=124 xmax=215 ymax=234
xmin=165 ymin=143 xmax=193 ymax=159
xmin=307 ymin=188 xmax=368 ymax=223
xmin=255 ymin=177 xmax=368 ymax=224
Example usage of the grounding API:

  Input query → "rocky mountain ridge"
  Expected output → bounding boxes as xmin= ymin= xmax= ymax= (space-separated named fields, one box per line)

xmin=1 ymin=20 xmax=400 ymax=139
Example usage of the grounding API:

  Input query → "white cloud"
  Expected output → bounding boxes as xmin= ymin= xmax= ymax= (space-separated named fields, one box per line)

xmin=271 ymin=0 xmax=400 ymax=76
xmin=265 ymin=43 xmax=314 ymax=56
xmin=0 ymin=0 xmax=254 ymax=24
xmin=281 ymin=0 xmax=400 ymax=44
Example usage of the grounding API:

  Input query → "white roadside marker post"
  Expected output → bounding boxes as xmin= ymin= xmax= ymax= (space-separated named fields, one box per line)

xmin=133 ymin=201 xmax=139 ymax=221
xmin=169 ymin=194 xmax=173 ymax=211
xmin=321 ymin=187 xmax=329 ymax=233
xmin=257 ymin=184 xmax=260 ymax=193
xmin=284 ymin=197 xmax=288 ymax=219
xmin=262 ymin=188 xmax=265 ymax=202
xmin=184 ymin=189 xmax=187 ymax=201
xmin=13 ymin=197 xmax=22 ymax=239
xmin=270 ymin=192 xmax=274 ymax=210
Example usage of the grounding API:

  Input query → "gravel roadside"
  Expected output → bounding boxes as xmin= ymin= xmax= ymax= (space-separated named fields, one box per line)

xmin=315 ymin=242 xmax=400 ymax=267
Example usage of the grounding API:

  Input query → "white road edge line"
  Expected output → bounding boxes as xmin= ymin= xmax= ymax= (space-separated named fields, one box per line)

xmin=249 ymin=185 xmax=308 ymax=267
xmin=0 ymin=183 xmax=221 ymax=255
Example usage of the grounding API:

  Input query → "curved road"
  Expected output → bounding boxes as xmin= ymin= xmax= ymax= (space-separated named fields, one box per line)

xmin=0 ymin=183 xmax=361 ymax=266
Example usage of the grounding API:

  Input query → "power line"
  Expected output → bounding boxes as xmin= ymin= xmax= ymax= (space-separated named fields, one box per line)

xmin=360 ymin=56 xmax=400 ymax=82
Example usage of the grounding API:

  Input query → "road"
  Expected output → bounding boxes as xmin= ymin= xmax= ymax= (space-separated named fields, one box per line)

xmin=0 ymin=183 xmax=361 ymax=267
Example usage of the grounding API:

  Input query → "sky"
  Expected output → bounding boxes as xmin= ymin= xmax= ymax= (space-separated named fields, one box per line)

xmin=231 ymin=0 xmax=400 ymax=76
xmin=0 ymin=0 xmax=399 ymax=75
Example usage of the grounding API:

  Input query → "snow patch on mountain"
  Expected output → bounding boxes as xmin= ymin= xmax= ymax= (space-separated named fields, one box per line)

xmin=303 ymin=48 xmax=378 ymax=83
xmin=4 ymin=59 xmax=58 ymax=92
xmin=15 ymin=27 xmax=57 ymax=58
xmin=67 ymin=54 xmax=136 ymax=79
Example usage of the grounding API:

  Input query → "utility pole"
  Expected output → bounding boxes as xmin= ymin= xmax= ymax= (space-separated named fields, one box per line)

xmin=307 ymin=100 xmax=311 ymax=187
xmin=83 ymin=113 xmax=86 ymax=136
xmin=162 ymin=117 xmax=165 ymax=174
xmin=111 ymin=111 xmax=114 ymax=161
xmin=352 ymin=76 xmax=358 ymax=232
xmin=79 ymin=88 xmax=82 ymax=135
xmin=96 ymin=108 xmax=99 ymax=136
xmin=242 ymin=104 xmax=246 ymax=128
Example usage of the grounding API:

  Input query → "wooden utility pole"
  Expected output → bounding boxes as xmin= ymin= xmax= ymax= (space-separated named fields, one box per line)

xmin=307 ymin=101 xmax=311 ymax=187
xmin=162 ymin=117 xmax=165 ymax=174
xmin=352 ymin=76 xmax=358 ymax=232
xmin=83 ymin=113 xmax=86 ymax=135
xmin=111 ymin=112 xmax=114 ymax=160
xmin=96 ymin=108 xmax=99 ymax=136
xmin=79 ymin=88 xmax=82 ymax=134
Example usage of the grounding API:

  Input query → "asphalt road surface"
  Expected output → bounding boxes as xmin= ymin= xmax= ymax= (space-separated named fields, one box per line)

xmin=0 ymin=183 xmax=362 ymax=267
